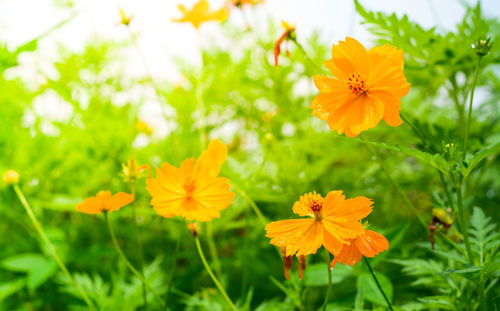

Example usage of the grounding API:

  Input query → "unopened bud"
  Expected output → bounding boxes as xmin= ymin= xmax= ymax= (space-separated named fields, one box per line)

xmin=298 ymin=255 xmax=306 ymax=280
xmin=3 ymin=170 xmax=19 ymax=185
xmin=473 ymin=37 xmax=493 ymax=57
xmin=281 ymin=247 xmax=292 ymax=280
xmin=187 ymin=222 xmax=199 ymax=237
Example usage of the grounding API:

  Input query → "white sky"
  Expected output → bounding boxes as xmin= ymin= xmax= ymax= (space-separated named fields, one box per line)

xmin=1 ymin=0 xmax=499 ymax=82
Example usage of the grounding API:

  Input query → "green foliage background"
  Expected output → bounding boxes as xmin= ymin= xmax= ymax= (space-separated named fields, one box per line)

xmin=1 ymin=1 xmax=499 ymax=310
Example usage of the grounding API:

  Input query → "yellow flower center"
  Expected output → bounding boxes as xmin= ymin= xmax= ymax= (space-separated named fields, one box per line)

xmin=183 ymin=178 xmax=196 ymax=198
xmin=346 ymin=72 xmax=368 ymax=95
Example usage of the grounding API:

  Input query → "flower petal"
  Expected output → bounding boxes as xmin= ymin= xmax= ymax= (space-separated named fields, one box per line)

xmin=106 ymin=192 xmax=134 ymax=212
xmin=355 ymin=230 xmax=389 ymax=257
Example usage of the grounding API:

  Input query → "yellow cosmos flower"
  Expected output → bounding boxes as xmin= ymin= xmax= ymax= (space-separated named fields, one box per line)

xmin=172 ymin=0 xmax=229 ymax=29
xmin=146 ymin=139 xmax=234 ymax=222
xmin=265 ymin=191 xmax=373 ymax=257
xmin=76 ymin=191 xmax=134 ymax=215
xmin=311 ymin=37 xmax=410 ymax=137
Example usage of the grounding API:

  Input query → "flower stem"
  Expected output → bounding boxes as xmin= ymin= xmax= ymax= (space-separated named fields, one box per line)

xmin=463 ymin=56 xmax=482 ymax=157
xmin=365 ymin=144 xmax=428 ymax=230
xmin=104 ymin=212 xmax=166 ymax=307
xmin=194 ymin=236 xmax=237 ymax=311
xmin=230 ymin=182 xmax=268 ymax=227
xmin=363 ymin=257 xmax=394 ymax=311
xmin=290 ymin=39 xmax=323 ymax=72
xmin=455 ymin=186 xmax=474 ymax=265
xmin=164 ymin=235 xmax=180 ymax=308
xmin=206 ymin=222 xmax=223 ymax=280
xmin=12 ymin=184 xmax=96 ymax=310
xmin=321 ymin=249 xmax=332 ymax=311
xmin=130 ymin=182 xmax=147 ymax=310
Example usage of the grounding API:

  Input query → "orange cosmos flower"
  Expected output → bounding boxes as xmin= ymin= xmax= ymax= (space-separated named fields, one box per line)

xmin=265 ymin=191 xmax=373 ymax=257
xmin=76 ymin=191 xmax=134 ymax=215
xmin=146 ymin=139 xmax=234 ymax=222
xmin=274 ymin=21 xmax=296 ymax=67
xmin=330 ymin=229 xmax=389 ymax=268
xmin=172 ymin=0 xmax=229 ymax=29
xmin=311 ymin=37 xmax=410 ymax=137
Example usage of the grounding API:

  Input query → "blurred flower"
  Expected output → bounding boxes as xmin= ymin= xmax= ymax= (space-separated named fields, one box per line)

xmin=187 ymin=222 xmax=199 ymax=236
xmin=172 ymin=0 xmax=229 ymax=29
xmin=3 ymin=170 xmax=19 ymax=185
xmin=311 ymin=37 xmax=410 ymax=137
xmin=229 ymin=0 xmax=265 ymax=7
xmin=429 ymin=208 xmax=453 ymax=249
xmin=330 ymin=228 xmax=389 ymax=268
xmin=274 ymin=21 xmax=296 ymax=67
xmin=76 ymin=191 xmax=134 ymax=215
xmin=136 ymin=120 xmax=154 ymax=136
xmin=265 ymin=191 xmax=372 ymax=258
xmin=147 ymin=139 xmax=234 ymax=221
xmin=118 ymin=7 xmax=134 ymax=26
xmin=121 ymin=157 xmax=150 ymax=183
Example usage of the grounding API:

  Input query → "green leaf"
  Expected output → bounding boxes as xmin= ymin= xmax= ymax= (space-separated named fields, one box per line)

xmin=356 ymin=272 xmax=393 ymax=306
xmin=440 ymin=266 xmax=484 ymax=275
xmin=469 ymin=207 xmax=499 ymax=264
xmin=27 ymin=261 xmax=58 ymax=290
xmin=462 ymin=142 xmax=500 ymax=180
xmin=303 ymin=263 xmax=353 ymax=287
xmin=344 ymin=137 xmax=452 ymax=176
xmin=1 ymin=253 xmax=48 ymax=272
xmin=1 ymin=253 xmax=58 ymax=290
xmin=0 ymin=278 xmax=25 ymax=302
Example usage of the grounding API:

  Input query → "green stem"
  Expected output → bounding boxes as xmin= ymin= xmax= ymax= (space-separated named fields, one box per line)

xmin=363 ymin=257 xmax=394 ymax=311
xmin=13 ymin=185 xmax=96 ymax=310
xmin=291 ymin=39 xmax=323 ymax=72
xmin=130 ymin=182 xmax=147 ymax=310
xmin=463 ymin=56 xmax=482 ymax=157
xmin=230 ymin=182 xmax=268 ymax=227
xmin=104 ymin=212 xmax=166 ymax=307
xmin=400 ymin=113 xmax=427 ymax=147
xmin=206 ymin=222 xmax=223 ymax=280
xmin=449 ymin=75 xmax=465 ymax=133
xmin=164 ymin=234 xmax=180 ymax=309
xmin=194 ymin=237 xmax=237 ymax=311
xmin=366 ymin=145 xmax=428 ymax=230
xmin=321 ymin=250 xmax=332 ymax=311
xmin=455 ymin=186 xmax=473 ymax=265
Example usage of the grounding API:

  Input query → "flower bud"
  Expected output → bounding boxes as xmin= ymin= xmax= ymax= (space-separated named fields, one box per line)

xmin=121 ymin=157 xmax=149 ymax=183
xmin=281 ymin=247 xmax=292 ymax=280
xmin=3 ymin=170 xmax=19 ymax=185
xmin=298 ymin=255 xmax=306 ymax=280
xmin=119 ymin=7 xmax=133 ymax=26
xmin=187 ymin=222 xmax=199 ymax=237
xmin=473 ymin=37 xmax=493 ymax=57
